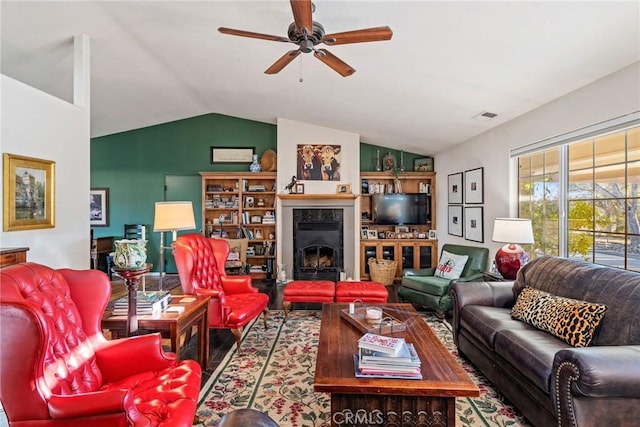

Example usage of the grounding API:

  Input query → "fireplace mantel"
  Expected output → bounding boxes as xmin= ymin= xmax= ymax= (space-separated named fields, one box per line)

xmin=278 ymin=194 xmax=358 ymax=200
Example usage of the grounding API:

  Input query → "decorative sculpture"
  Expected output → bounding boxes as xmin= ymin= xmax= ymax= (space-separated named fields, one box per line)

xmin=284 ymin=175 xmax=297 ymax=194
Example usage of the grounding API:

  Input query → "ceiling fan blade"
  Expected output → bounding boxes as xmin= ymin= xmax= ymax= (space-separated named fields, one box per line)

xmin=218 ymin=27 xmax=289 ymax=43
xmin=314 ymin=49 xmax=355 ymax=77
xmin=265 ymin=50 xmax=301 ymax=74
xmin=290 ymin=0 xmax=313 ymax=35
xmin=323 ymin=26 xmax=393 ymax=45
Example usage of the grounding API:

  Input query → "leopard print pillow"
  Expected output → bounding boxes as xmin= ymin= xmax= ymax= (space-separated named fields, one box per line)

xmin=511 ymin=287 xmax=607 ymax=347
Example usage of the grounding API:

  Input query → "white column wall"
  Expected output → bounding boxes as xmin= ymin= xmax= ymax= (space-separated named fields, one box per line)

xmin=0 ymin=35 xmax=90 ymax=269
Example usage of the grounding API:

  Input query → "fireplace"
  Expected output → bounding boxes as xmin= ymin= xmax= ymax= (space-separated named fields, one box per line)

xmin=279 ymin=195 xmax=357 ymax=282
xmin=293 ymin=209 xmax=343 ymax=281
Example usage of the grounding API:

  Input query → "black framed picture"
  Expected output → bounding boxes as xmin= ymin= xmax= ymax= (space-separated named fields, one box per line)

xmin=90 ymin=188 xmax=109 ymax=227
xmin=448 ymin=205 xmax=463 ymax=237
xmin=464 ymin=206 xmax=484 ymax=242
xmin=464 ymin=167 xmax=484 ymax=204
xmin=210 ymin=147 xmax=255 ymax=164
xmin=448 ymin=172 xmax=463 ymax=204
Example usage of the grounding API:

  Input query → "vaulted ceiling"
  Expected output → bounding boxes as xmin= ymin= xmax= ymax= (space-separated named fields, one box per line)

xmin=2 ymin=1 xmax=638 ymax=155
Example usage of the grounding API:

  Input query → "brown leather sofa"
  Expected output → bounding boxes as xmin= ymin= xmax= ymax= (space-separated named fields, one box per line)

xmin=451 ymin=256 xmax=640 ymax=427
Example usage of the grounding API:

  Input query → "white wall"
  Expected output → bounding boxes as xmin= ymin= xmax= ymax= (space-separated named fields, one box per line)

xmin=275 ymin=118 xmax=361 ymax=275
xmin=0 ymin=37 xmax=91 ymax=269
xmin=276 ymin=118 xmax=360 ymax=193
xmin=435 ymin=62 xmax=640 ymax=262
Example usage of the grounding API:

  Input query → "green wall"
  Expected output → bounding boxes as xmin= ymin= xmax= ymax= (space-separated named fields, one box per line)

xmin=360 ymin=143 xmax=425 ymax=172
xmin=91 ymin=113 xmax=277 ymax=272
xmin=91 ymin=113 xmax=424 ymax=272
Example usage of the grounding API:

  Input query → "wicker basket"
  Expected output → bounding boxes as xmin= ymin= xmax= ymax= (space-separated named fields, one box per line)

xmin=367 ymin=257 xmax=397 ymax=286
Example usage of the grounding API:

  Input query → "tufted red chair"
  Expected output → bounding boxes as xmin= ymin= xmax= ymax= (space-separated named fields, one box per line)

xmin=173 ymin=233 xmax=269 ymax=351
xmin=0 ymin=262 xmax=202 ymax=427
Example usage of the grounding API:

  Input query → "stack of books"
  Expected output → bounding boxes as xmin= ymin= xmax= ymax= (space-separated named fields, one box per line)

xmin=112 ymin=291 xmax=172 ymax=316
xmin=354 ymin=332 xmax=422 ymax=379
xmin=262 ymin=212 xmax=276 ymax=224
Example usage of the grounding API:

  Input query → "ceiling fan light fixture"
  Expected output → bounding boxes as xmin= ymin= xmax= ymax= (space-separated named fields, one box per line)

xmin=219 ymin=0 xmax=392 ymax=77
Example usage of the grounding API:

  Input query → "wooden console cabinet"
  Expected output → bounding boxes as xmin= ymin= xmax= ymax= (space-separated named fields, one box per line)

xmin=359 ymin=171 xmax=437 ymax=281
xmin=200 ymin=172 xmax=277 ymax=279
xmin=0 ymin=247 xmax=29 ymax=268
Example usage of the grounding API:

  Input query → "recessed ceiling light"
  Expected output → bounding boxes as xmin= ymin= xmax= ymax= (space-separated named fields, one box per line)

xmin=472 ymin=111 xmax=498 ymax=121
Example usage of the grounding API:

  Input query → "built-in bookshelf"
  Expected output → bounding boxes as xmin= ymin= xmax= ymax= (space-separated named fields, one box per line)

xmin=359 ymin=171 xmax=438 ymax=281
xmin=200 ymin=172 xmax=277 ymax=279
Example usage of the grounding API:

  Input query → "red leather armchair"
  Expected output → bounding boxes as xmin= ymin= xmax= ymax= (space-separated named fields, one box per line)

xmin=173 ymin=233 xmax=269 ymax=350
xmin=0 ymin=262 xmax=202 ymax=427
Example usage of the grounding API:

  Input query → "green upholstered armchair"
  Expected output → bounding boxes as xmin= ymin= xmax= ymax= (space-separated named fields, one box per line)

xmin=398 ymin=244 xmax=489 ymax=318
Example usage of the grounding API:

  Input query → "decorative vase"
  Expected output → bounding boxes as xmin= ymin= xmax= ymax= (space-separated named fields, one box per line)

xmin=113 ymin=239 xmax=147 ymax=269
xmin=249 ymin=154 xmax=262 ymax=172
xmin=277 ymin=264 xmax=287 ymax=283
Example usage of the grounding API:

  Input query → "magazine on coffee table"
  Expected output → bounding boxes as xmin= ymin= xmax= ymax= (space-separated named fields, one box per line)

xmin=353 ymin=355 xmax=423 ymax=380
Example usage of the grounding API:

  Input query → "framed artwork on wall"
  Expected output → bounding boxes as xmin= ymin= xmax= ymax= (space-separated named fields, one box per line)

xmin=448 ymin=205 xmax=463 ymax=237
xmin=3 ymin=153 xmax=56 ymax=231
xmin=296 ymin=144 xmax=342 ymax=181
xmin=464 ymin=206 xmax=484 ymax=243
xmin=464 ymin=167 xmax=484 ymax=204
xmin=210 ymin=147 xmax=255 ymax=163
xmin=447 ymin=172 xmax=463 ymax=204
xmin=90 ymin=188 xmax=110 ymax=227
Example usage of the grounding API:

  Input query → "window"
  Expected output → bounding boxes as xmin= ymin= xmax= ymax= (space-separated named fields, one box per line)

xmin=517 ymin=124 xmax=639 ymax=272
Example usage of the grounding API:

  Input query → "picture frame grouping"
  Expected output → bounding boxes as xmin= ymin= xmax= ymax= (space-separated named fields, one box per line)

xmin=447 ymin=167 xmax=485 ymax=242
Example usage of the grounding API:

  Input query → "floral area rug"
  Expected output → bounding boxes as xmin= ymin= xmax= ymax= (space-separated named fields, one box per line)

xmin=195 ymin=310 xmax=532 ymax=427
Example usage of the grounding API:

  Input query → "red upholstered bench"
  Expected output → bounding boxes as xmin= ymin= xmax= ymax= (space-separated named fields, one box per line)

xmin=335 ymin=281 xmax=389 ymax=303
xmin=283 ymin=280 xmax=335 ymax=320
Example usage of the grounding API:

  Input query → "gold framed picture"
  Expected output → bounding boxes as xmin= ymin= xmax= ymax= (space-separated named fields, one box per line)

xmin=336 ymin=183 xmax=351 ymax=194
xmin=3 ymin=153 xmax=55 ymax=231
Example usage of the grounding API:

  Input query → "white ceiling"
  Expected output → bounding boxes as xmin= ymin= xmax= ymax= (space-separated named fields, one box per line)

xmin=2 ymin=1 xmax=639 ymax=155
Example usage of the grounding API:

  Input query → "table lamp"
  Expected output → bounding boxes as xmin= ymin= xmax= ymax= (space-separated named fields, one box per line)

xmin=492 ymin=218 xmax=534 ymax=280
xmin=153 ymin=201 xmax=196 ymax=289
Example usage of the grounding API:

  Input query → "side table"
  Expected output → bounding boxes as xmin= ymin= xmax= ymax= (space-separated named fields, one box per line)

xmin=102 ymin=295 xmax=210 ymax=369
xmin=112 ymin=263 xmax=153 ymax=336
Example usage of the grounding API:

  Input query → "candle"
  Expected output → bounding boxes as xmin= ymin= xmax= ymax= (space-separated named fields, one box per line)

xmin=141 ymin=225 xmax=146 ymax=241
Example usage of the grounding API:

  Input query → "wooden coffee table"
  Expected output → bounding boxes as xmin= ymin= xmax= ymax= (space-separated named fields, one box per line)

xmin=314 ymin=303 xmax=479 ymax=427
xmin=102 ymin=295 xmax=210 ymax=369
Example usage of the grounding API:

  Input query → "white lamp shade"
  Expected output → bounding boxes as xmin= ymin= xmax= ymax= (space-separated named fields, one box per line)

xmin=153 ymin=201 xmax=196 ymax=232
xmin=492 ymin=218 xmax=534 ymax=244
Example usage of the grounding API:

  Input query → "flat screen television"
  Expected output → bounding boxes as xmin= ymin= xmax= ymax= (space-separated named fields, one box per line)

xmin=373 ymin=193 xmax=429 ymax=225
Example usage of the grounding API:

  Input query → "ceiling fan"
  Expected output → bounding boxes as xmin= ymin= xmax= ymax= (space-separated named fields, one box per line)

xmin=218 ymin=0 xmax=393 ymax=77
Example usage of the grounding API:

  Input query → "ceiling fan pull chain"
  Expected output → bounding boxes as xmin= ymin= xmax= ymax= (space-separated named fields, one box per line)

xmin=299 ymin=54 xmax=304 ymax=83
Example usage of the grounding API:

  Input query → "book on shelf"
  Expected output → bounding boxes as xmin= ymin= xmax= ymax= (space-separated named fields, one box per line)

xmin=359 ymin=342 xmax=420 ymax=367
xmin=358 ymin=332 xmax=405 ymax=356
